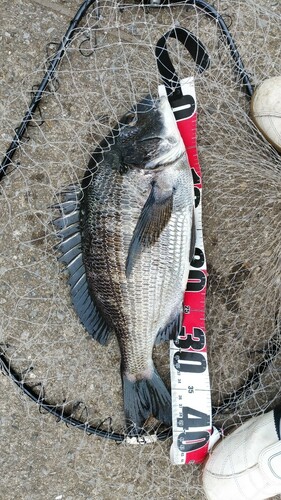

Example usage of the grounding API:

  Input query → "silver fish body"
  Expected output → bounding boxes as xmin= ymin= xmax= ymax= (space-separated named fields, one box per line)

xmin=54 ymin=96 xmax=194 ymax=430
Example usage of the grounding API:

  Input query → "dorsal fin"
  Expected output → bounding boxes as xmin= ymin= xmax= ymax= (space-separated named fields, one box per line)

xmin=52 ymin=184 xmax=112 ymax=345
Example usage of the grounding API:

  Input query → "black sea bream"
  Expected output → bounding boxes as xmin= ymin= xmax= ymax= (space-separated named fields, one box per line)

xmin=53 ymin=96 xmax=195 ymax=430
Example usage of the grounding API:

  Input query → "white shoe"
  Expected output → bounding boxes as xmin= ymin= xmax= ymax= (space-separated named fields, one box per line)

xmin=202 ymin=409 xmax=281 ymax=500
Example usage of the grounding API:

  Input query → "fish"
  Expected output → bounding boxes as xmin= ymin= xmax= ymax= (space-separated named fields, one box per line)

xmin=53 ymin=95 xmax=195 ymax=431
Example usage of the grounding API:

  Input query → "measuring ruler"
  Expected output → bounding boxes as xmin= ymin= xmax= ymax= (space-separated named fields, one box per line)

xmin=159 ymin=77 xmax=214 ymax=464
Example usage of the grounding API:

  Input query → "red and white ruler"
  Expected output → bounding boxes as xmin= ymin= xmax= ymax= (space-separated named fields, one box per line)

xmin=159 ymin=78 xmax=219 ymax=464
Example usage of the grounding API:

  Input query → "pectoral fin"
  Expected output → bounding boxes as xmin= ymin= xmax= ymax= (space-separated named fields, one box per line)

xmin=126 ymin=182 xmax=173 ymax=277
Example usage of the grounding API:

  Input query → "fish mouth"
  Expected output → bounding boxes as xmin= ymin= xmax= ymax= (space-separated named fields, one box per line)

xmin=144 ymin=139 xmax=186 ymax=169
xmin=143 ymin=95 xmax=187 ymax=168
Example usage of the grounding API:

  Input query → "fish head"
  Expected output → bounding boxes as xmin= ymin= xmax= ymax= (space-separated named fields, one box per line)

xmin=117 ymin=95 xmax=185 ymax=169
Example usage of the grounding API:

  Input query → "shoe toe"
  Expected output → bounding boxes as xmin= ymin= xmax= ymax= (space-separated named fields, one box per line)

xmin=203 ymin=410 xmax=281 ymax=500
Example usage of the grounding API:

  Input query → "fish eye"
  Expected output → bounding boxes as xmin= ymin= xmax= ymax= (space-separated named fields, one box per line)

xmin=124 ymin=112 xmax=138 ymax=127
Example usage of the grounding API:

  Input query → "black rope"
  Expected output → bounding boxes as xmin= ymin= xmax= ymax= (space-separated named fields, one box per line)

xmin=155 ymin=27 xmax=210 ymax=98
xmin=184 ymin=0 xmax=254 ymax=97
xmin=152 ymin=0 xmax=254 ymax=97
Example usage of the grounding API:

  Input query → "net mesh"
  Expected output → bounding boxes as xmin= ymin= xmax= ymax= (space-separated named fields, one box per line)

xmin=0 ymin=1 xmax=280 ymax=498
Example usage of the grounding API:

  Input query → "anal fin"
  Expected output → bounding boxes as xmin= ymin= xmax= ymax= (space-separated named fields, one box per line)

xmin=155 ymin=311 xmax=182 ymax=345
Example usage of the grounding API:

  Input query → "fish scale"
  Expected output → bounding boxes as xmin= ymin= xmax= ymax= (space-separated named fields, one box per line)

xmin=83 ymin=160 xmax=193 ymax=375
xmin=54 ymin=95 xmax=195 ymax=429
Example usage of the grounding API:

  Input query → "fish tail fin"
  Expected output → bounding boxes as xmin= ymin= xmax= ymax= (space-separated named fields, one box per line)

xmin=122 ymin=368 xmax=171 ymax=431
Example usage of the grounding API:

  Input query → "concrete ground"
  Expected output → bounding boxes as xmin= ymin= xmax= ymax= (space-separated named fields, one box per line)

xmin=0 ymin=1 xmax=280 ymax=499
